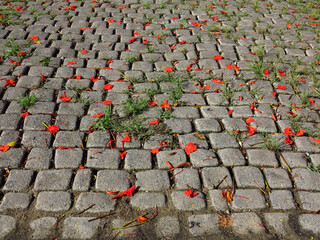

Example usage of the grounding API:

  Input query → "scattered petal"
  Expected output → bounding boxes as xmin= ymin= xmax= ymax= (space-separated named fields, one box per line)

xmin=111 ymin=185 xmax=135 ymax=199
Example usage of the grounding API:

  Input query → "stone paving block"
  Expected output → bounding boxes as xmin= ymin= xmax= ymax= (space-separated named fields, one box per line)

xmin=124 ymin=149 xmax=152 ymax=170
xmin=0 ymin=215 xmax=16 ymax=239
xmin=294 ymin=137 xmax=320 ymax=153
xmin=25 ymin=148 xmax=53 ymax=170
xmin=86 ymin=149 xmax=120 ymax=169
xmin=297 ymin=192 xmax=320 ymax=211
xmin=232 ymin=212 xmax=265 ymax=235
xmin=217 ymin=148 xmax=246 ymax=166
xmin=221 ymin=118 xmax=247 ymax=132
xmin=73 ymin=169 xmax=92 ymax=192
xmin=156 ymin=216 xmax=180 ymax=238
xmin=116 ymin=133 xmax=141 ymax=149
xmin=171 ymin=191 xmax=206 ymax=211
xmin=35 ymin=191 xmax=72 ymax=212
xmin=310 ymin=154 xmax=320 ymax=166
xmin=164 ymin=118 xmax=192 ymax=134
xmin=0 ymin=193 xmax=32 ymax=211
xmin=269 ymin=190 xmax=296 ymax=210
xmin=53 ymin=131 xmax=84 ymax=148
xmin=208 ymin=189 xmax=229 ymax=211
xmin=292 ymin=168 xmax=320 ymax=191
xmin=200 ymin=106 xmax=229 ymax=118
xmin=172 ymin=106 xmax=200 ymax=119
xmin=16 ymin=76 xmax=41 ymax=88
xmin=3 ymin=170 xmax=34 ymax=191
xmin=55 ymin=115 xmax=78 ymax=131
xmin=75 ymin=193 xmax=115 ymax=213
xmin=131 ymin=192 xmax=166 ymax=210
xmin=21 ymin=131 xmax=53 ymax=148
xmin=0 ymin=114 xmax=21 ymax=130
xmin=208 ymin=132 xmax=239 ymax=149
xmin=34 ymin=169 xmax=73 ymax=191
xmin=62 ymin=217 xmax=100 ymax=239
xmin=194 ymin=118 xmax=221 ymax=133
xmin=263 ymin=213 xmax=290 ymax=237
xmin=189 ymin=149 xmax=219 ymax=167
xmin=29 ymin=217 xmax=56 ymax=240
xmin=2 ymin=87 xmax=27 ymax=101
xmin=233 ymin=166 xmax=265 ymax=189
xmin=178 ymin=133 xmax=209 ymax=149
xmin=110 ymin=218 xmax=138 ymax=239
xmin=263 ymin=168 xmax=292 ymax=189
xmin=173 ymin=168 xmax=201 ymax=190
xmin=23 ymin=114 xmax=52 ymax=130
xmin=57 ymin=102 xmax=85 ymax=116
xmin=30 ymin=89 xmax=55 ymax=102
xmin=55 ymin=148 xmax=83 ymax=169
xmin=202 ymin=167 xmax=232 ymax=189
xmin=95 ymin=170 xmax=130 ymax=192
xmin=28 ymin=102 xmax=56 ymax=114
xmin=156 ymin=149 xmax=187 ymax=169
xmin=231 ymin=189 xmax=266 ymax=210
xmin=246 ymin=149 xmax=278 ymax=167
xmin=0 ymin=148 xmax=26 ymax=168
xmin=188 ymin=214 xmax=219 ymax=236
xmin=136 ymin=170 xmax=170 ymax=191
xmin=299 ymin=214 xmax=320 ymax=234
xmin=280 ymin=152 xmax=307 ymax=168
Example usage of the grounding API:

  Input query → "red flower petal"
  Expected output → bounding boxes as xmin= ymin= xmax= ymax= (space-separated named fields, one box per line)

xmin=103 ymin=84 xmax=114 ymax=90
xmin=0 ymin=144 xmax=9 ymax=152
xmin=111 ymin=185 xmax=135 ymax=199
xmin=184 ymin=184 xmax=198 ymax=198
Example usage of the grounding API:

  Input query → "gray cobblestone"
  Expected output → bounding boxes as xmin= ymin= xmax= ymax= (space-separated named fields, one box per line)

xmin=86 ymin=149 xmax=120 ymax=169
xmin=136 ymin=170 xmax=170 ymax=191
xmin=75 ymin=193 xmax=115 ymax=213
xmin=171 ymin=191 xmax=206 ymax=211
xmin=202 ymin=167 xmax=232 ymax=189
xmin=0 ymin=193 xmax=32 ymax=211
xmin=124 ymin=149 xmax=152 ymax=170
xmin=156 ymin=216 xmax=180 ymax=238
xmin=232 ymin=212 xmax=265 ymax=235
xmin=95 ymin=170 xmax=129 ymax=192
xmin=263 ymin=168 xmax=292 ymax=189
xmin=188 ymin=214 xmax=219 ymax=236
xmin=157 ymin=149 xmax=187 ymax=169
xmin=3 ymin=170 xmax=34 ymax=191
xmin=231 ymin=189 xmax=266 ymax=210
xmin=209 ymin=132 xmax=239 ymax=149
xmin=34 ymin=169 xmax=72 ymax=191
xmin=72 ymin=169 xmax=92 ymax=192
xmin=270 ymin=190 xmax=296 ymax=210
xmin=299 ymin=214 xmax=320 ymax=234
xmin=25 ymin=148 xmax=53 ymax=170
xmin=62 ymin=217 xmax=100 ymax=239
xmin=233 ymin=166 xmax=265 ymax=189
xmin=0 ymin=215 xmax=16 ymax=239
xmin=218 ymin=148 xmax=245 ymax=166
xmin=55 ymin=148 xmax=83 ymax=169
xmin=0 ymin=148 xmax=26 ymax=168
xmin=29 ymin=217 xmax=56 ymax=240
xmin=292 ymin=168 xmax=320 ymax=191
xmin=189 ymin=149 xmax=218 ymax=167
xmin=246 ymin=149 xmax=278 ymax=167
xmin=35 ymin=191 xmax=71 ymax=212
xmin=131 ymin=192 xmax=166 ymax=210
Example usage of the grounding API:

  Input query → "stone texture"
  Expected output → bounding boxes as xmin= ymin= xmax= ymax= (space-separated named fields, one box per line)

xmin=75 ymin=193 xmax=115 ymax=213
xmin=29 ymin=217 xmax=56 ymax=240
xmin=35 ymin=191 xmax=72 ymax=212
xmin=62 ymin=217 xmax=100 ymax=239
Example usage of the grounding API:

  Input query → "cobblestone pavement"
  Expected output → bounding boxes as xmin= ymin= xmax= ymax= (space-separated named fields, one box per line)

xmin=0 ymin=0 xmax=319 ymax=239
